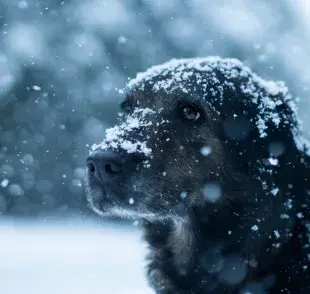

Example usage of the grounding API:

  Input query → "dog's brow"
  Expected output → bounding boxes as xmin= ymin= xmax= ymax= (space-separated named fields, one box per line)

xmin=178 ymin=94 xmax=208 ymax=112
xmin=175 ymin=93 xmax=201 ymax=104
xmin=120 ymin=98 xmax=132 ymax=111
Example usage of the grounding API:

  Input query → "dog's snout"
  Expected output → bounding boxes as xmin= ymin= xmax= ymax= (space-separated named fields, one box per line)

xmin=87 ymin=150 xmax=124 ymax=182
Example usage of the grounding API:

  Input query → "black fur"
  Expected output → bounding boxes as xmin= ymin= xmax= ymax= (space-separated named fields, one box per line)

xmin=85 ymin=58 xmax=310 ymax=293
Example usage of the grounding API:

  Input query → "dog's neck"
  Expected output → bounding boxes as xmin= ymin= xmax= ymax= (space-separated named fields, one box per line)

xmin=168 ymin=217 xmax=196 ymax=275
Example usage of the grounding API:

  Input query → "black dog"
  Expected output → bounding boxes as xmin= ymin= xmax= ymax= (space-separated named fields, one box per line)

xmin=85 ymin=57 xmax=310 ymax=293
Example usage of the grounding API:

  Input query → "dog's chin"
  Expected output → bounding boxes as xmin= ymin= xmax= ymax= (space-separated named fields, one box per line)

xmin=85 ymin=186 xmax=107 ymax=216
xmin=88 ymin=201 xmax=162 ymax=221
xmin=85 ymin=177 xmax=188 ymax=221
xmin=86 ymin=189 xmax=169 ymax=222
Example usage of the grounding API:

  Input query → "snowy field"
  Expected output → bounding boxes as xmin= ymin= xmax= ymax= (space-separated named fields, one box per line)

xmin=0 ymin=219 xmax=153 ymax=294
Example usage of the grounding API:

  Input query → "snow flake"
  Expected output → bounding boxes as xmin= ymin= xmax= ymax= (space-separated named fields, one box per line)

xmin=0 ymin=179 xmax=9 ymax=188
xmin=17 ymin=0 xmax=29 ymax=9
xmin=297 ymin=212 xmax=304 ymax=219
xmin=203 ymin=182 xmax=221 ymax=203
xmin=280 ymin=214 xmax=290 ymax=219
xmin=180 ymin=191 xmax=187 ymax=199
xmin=285 ymin=199 xmax=293 ymax=210
xmin=271 ymin=188 xmax=279 ymax=196
xmin=200 ymin=146 xmax=212 ymax=156
xmin=117 ymin=36 xmax=127 ymax=44
xmin=91 ymin=107 xmax=156 ymax=157
xmin=251 ymin=225 xmax=259 ymax=231
xmin=268 ymin=158 xmax=278 ymax=166
xmin=32 ymin=85 xmax=41 ymax=91
xmin=274 ymin=230 xmax=280 ymax=239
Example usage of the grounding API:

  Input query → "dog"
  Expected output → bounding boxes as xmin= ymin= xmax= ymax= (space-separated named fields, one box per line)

xmin=85 ymin=57 xmax=310 ymax=293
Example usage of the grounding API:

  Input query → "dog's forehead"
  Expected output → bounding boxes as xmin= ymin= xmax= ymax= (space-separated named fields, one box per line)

xmin=126 ymin=57 xmax=289 ymax=102
xmin=124 ymin=89 xmax=175 ymax=111
xmin=126 ymin=57 xmax=245 ymax=98
xmin=123 ymin=57 xmax=308 ymax=146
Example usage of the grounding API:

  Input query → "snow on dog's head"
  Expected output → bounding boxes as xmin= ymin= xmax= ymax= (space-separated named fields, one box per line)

xmin=127 ymin=57 xmax=309 ymax=153
xmin=85 ymin=57 xmax=310 ymax=223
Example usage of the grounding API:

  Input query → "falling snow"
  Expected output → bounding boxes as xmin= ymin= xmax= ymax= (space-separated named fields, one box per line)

xmin=0 ymin=1 xmax=310 ymax=293
xmin=251 ymin=225 xmax=259 ymax=231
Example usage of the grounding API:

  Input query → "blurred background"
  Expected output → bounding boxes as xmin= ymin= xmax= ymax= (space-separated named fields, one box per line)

xmin=0 ymin=0 xmax=310 ymax=293
xmin=1 ymin=0 xmax=310 ymax=217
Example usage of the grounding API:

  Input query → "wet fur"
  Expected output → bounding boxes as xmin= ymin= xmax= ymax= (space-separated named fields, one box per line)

xmin=85 ymin=60 xmax=310 ymax=293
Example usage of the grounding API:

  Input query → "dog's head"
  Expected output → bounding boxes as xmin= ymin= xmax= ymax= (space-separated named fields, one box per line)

xmin=85 ymin=57 xmax=308 ymax=222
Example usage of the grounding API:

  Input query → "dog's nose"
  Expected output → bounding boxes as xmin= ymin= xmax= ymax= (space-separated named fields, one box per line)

xmin=86 ymin=150 xmax=123 ymax=182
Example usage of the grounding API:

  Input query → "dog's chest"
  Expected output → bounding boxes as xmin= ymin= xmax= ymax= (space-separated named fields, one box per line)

xmin=167 ymin=218 xmax=196 ymax=274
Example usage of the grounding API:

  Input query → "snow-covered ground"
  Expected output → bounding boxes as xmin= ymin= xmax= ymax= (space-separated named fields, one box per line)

xmin=0 ymin=219 xmax=153 ymax=294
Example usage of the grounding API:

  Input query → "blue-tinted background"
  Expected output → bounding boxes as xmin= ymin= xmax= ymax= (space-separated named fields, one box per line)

xmin=1 ymin=0 xmax=310 ymax=218
xmin=1 ymin=1 xmax=310 ymax=294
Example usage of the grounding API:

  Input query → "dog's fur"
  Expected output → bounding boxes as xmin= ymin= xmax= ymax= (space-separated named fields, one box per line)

xmin=85 ymin=57 xmax=310 ymax=293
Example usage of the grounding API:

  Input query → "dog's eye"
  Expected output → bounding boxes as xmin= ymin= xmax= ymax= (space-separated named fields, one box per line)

xmin=181 ymin=105 xmax=201 ymax=121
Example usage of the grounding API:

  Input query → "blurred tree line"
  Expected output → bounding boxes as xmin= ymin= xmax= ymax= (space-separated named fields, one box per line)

xmin=0 ymin=0 xmax=309 ymax=218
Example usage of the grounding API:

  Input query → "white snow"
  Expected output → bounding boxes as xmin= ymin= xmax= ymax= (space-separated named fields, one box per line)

xmin=280 ymin=214 xmax=290 ymax=219
xmin=180 ymin=191 xmax=188 ymax=199
xmin=32 ymin=85 xmax=41 ymax=91
xmin=203 ymin=182 xmax=222 ymax=203
xmin=91 ymin=108 xmax=155 ymax=156
xmin=251 ymin=225 xmax=259 ymax=231
xmin=285 ymin=198 xmax=293 ymax=210
xmin=200 ymin=146 xmax=212 ymax=156
xmin=268 ymin=158 xmax=278 ymax=166
xmin=118 ymin=36 xmax=127 ymax=44
xmin=0 ymin=219 xmax=153 ymax=294
xmin=274 ymin=230 xmax=280 ymax=239
xmin=271 ymin=188 xmax=279 ymax=196
xmin=297 ymin=212 xmax=304 ymax=218
xmin=0 ymin=179 xmax=9 ymax=188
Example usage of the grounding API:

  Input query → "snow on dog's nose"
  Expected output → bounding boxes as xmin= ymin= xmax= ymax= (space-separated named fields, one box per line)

xmin=90 ymin=107 xmax=156 ymax=157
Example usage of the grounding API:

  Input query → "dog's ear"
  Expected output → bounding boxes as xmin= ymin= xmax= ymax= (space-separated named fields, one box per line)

xmin=217 ymin=87 xmax=310 ymax=264
xmin=251 ymin=90 xmax=310 ymax=209
xmin=218 ymin=84 xmax=306 ymax=167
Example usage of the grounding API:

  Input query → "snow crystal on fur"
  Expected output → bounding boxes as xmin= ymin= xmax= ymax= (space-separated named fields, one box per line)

xmin=91 ymin=108 xmax=154 ymax=156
